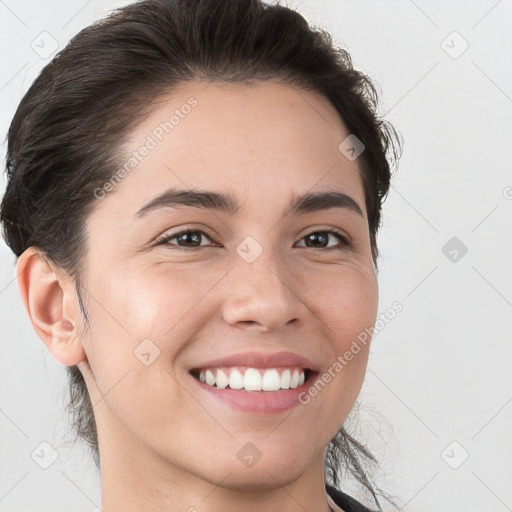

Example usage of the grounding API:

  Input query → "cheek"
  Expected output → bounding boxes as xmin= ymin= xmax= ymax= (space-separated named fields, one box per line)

xmin=80 ymin=266 xmax=203 ymax=398
xmin=307 ymin=264 xmax=378 ymax=346
xmin=88 ymin=262 xmax=217 ymax=346
xmin=81 ymin=266 xmax=212 ymax=442
xmin=304 ymin=266 xmax=377 ymax=406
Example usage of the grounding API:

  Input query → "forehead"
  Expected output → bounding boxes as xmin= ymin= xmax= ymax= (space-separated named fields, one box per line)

xmin=93 ymin=80 xmax=366 ymax=223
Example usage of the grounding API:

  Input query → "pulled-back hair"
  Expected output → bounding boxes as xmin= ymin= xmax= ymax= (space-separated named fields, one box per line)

xmin=1 ymin=0 xmax=401 ymax=508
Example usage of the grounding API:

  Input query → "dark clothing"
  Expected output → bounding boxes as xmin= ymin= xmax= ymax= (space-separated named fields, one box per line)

xmin=326 ymin=484 xmax=377 ymax=512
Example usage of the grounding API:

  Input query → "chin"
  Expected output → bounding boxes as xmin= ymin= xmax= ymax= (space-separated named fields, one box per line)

xmin=211 ymin=460 xmax=308 ymax=492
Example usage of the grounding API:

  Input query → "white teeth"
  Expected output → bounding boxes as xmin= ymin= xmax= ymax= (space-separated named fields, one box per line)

xmin=280 ymin=369 xmax=291 ymax=389
xmin=244 ymin=368 xmax=262 ymax=390
xmin=205 ymin=370 xmax=215 ymax=386
xmin=228 ymin=369 xmax=244 ymax=390
xmin=262 ymin=369 xmax=281 ymax=391
xmin=197 ymin=367 xmax=307 ymax=391
xmin=290 ymin=369 xmax=299 ymax=389
xmin=216 ymin=369 xmax=229 ymax=389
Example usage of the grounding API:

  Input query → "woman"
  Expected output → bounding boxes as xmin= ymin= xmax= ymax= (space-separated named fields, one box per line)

xmin=1 ymin=0 xmax=401 ymax=510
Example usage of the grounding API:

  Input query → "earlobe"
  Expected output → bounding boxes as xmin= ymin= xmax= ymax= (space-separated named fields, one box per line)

xmin=16 ymin=247 xmax=87 ymax=367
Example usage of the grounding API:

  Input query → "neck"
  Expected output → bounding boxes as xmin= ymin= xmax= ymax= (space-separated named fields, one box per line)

xmin=98 ymin=424 xmax=336 ymax=512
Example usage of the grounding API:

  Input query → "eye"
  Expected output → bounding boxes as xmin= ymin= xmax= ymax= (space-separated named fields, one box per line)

xmin=154 ymin=229 xmax=217 ymax=250
xmin=295 ymin=229 xmax=350 ymax=250
xmin=154 ymin=228 xmax=350 ymax=252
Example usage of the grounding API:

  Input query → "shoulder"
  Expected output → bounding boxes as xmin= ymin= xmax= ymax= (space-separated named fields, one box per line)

xmin=326 ymin=484 xmax=378 ymax=512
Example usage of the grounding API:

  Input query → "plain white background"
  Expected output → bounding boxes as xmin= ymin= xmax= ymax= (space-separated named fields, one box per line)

xmin=1 ymin=1 xmax=511 ymax=511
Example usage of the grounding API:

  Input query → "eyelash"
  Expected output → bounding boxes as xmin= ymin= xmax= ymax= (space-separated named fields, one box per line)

xmin=154 ymin=228 xmax=351 ymax=252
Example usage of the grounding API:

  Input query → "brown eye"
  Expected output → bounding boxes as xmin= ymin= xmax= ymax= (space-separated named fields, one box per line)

xmin=155 ymin=229 xmax=215 ymax=250
xmin=296 ymin=230 xmax=350 ymax=250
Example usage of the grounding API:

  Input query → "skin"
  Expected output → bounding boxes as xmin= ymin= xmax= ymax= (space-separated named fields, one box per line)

xmin=17 ymin=80 xmax=379 ymax=512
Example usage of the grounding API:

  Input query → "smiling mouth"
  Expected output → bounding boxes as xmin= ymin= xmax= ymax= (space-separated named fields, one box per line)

xmin=189 ymin=366 xmax=314 ymax=392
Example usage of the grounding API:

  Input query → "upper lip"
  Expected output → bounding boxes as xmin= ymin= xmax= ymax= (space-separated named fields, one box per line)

xmin=189 ymin=350 xmax=319 ymax=372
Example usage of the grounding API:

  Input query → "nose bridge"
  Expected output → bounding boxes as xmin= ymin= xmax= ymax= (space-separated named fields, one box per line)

xmin=221 ymin=235 xmax=304 ymax=330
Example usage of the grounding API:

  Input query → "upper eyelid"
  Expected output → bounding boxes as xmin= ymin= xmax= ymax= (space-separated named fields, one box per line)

xmin=156 ymin=226 xmax=217 ymax=243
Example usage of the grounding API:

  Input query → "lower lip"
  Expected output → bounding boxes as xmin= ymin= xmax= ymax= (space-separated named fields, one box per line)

xmin=189 ymin=372 xmax=319 ymax=414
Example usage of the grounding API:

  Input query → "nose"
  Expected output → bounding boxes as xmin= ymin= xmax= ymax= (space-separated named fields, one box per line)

xmin=221 ymin=248 xmax=307 ymax=333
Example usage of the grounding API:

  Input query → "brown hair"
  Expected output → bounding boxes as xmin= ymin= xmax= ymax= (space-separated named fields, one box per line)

xmin=1 ymin=0 xmax=401 ymax=508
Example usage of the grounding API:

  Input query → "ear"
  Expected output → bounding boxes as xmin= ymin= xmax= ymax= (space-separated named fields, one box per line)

xmin=16 ymin=247 xmax=87 ymax=366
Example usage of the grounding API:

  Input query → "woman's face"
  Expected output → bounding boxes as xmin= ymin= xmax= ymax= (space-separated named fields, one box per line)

xmin=78 ymin=80 xmax=378 ymax=490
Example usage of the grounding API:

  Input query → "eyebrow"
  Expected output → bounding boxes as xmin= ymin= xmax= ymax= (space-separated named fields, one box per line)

xmin=134 ymin=187 xmax=364 ymax=219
